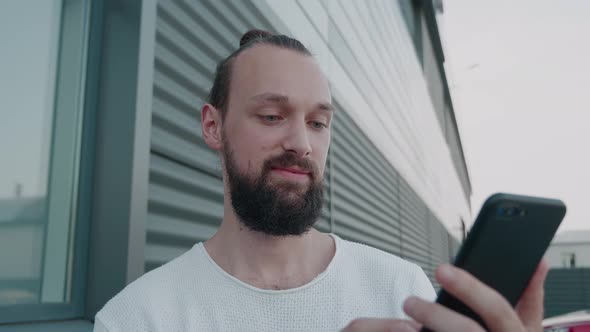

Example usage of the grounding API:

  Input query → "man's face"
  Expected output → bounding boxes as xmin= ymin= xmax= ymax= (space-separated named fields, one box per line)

xmin=220 ymin=45 xmax=332 ymax=236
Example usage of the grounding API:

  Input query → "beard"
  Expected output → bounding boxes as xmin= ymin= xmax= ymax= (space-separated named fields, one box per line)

xmin=222 ymin=140 xmax=324 ymax=237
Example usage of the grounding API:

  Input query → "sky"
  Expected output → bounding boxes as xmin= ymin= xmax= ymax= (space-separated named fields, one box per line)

xmin=441 ymin=0 xmax=590 ymax=233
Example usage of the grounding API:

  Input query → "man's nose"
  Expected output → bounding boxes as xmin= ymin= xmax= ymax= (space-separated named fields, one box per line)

xmin=281 ymin=120 xmax=312 ymax=158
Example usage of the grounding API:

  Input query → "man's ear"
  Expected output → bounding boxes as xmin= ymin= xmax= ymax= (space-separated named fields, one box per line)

xmin=201 ymin=103 xmax=223 ymax=150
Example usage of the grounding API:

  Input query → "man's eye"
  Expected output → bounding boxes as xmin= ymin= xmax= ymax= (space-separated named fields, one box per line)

xmin=310 ymin=121 xmax=328 ymax=129
xmin=260 ymin=115 xmax=280 ymax=122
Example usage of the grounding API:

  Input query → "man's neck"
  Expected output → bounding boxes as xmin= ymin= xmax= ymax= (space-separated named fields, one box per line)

xmin=203 ymin=209 xmax=335 ymax=290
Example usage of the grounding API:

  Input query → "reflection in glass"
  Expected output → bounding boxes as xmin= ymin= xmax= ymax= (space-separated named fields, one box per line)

xmin=0 ymin=0 xmax=63 ymax=305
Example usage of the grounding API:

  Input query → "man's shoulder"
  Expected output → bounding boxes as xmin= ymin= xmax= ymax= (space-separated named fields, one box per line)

xmin=338 ymin=236 xmax=419 ymax=272
xmin=95 ymin=244 xmax=201 ymax=330
xmin=336 ymin=236 xmax=435 ymax=299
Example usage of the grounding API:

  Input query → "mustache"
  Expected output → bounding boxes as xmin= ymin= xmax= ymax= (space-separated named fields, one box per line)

xmin=263 ymin=153 xmax=318 ymax=178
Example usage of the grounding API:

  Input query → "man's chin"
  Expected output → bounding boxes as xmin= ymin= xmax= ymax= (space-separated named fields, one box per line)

xmin=266 ymin=179 xmax=310 ymax=194
xmin=271 ymin=190 xmax=308 ymax=208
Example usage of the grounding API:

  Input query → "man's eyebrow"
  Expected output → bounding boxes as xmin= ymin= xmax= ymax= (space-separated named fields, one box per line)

xmin=250 ymin=92 xmax=335 ymax=112
xmin=250 ymin=93 xmax=289 ymax=105
xmin=317 ymin=102 xmax=335 ymax=113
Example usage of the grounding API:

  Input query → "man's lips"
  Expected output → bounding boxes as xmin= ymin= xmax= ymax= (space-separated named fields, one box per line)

xmin=271 ymin=167 xmax=311 ymax=180
xmin=272 ymin=167 xmax=310 ymax=174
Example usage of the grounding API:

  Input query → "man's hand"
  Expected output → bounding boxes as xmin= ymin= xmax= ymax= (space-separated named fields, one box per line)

xmin=342 ymin=260 xmax=549 ymax=332
xmin=341 ymin=318 xmax=420 ymax=332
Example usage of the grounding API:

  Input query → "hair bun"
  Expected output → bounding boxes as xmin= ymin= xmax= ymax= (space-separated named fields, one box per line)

xmin=240 ymin=29 xmax=273 ymax=47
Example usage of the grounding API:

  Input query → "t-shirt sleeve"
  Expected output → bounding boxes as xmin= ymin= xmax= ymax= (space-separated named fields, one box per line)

xmin=411 ymin=265 xmax=437 ymax=302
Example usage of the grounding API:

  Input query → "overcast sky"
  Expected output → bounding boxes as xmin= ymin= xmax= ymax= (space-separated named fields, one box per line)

xmin=441 ymin=0 xmax=590 ymax=233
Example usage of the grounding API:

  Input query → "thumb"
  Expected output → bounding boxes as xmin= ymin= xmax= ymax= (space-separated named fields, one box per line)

xmin=515 ymin=259 xmax=550 ymax=331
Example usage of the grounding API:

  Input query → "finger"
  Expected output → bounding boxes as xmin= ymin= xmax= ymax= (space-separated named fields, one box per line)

xmin=403 ymin=296 xmax=484 ymax=332
xmin=516 ymin=259 xmax=550 ymax=331
xmin=436 ymin=264 xmax=522 ymax=331
xmin=341 ymin=318 xmax=418 ymax=332
xmin=406 ymin=320 xmax=421 ymax=330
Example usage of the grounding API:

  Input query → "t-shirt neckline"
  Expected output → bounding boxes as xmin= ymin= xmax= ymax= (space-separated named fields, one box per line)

xmin=196 ymin=233 xmax=341 ymax=294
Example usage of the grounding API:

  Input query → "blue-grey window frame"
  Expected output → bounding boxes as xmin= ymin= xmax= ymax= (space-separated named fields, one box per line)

xmin=0 ymin=0 xmax=99 ymax=324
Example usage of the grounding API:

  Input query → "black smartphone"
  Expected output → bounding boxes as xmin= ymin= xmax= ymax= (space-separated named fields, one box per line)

xmin=421 ymin=193 xmax=566 ymax=331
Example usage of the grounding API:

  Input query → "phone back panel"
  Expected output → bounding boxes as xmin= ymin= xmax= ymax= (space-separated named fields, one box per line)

xmin=432 ymin=193 xmax=566 ymax=329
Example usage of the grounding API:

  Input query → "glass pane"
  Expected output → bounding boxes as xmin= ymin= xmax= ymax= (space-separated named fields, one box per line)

xmin=0 ymin=0 xmax=67 ymax=305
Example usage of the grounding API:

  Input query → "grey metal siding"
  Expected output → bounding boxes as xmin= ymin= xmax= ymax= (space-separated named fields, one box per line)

xmin=331 ymin=102 xmax=402 ymax=256
xmin=544 ymin=268 xmax=590 ymax=317
xmin=331 ymin=105 xmax=457 ymax=287
xmin=399 ymin=177 xmax=431 ymax=273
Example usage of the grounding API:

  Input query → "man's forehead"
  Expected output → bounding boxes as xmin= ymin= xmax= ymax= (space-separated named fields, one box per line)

xmin=230 ymin=45 xmax=331 ymax=104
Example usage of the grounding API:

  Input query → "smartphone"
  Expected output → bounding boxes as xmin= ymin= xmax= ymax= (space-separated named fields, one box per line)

xmin=421 ymin=193 xmax=566 ymax=331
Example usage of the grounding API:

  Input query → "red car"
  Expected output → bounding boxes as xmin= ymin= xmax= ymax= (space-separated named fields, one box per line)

xmin=543 ymin=310 xmax=590 ymax=332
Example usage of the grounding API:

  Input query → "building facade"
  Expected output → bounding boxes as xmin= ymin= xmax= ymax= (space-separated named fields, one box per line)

xmin=545 ymin=230 xmax=590 ymax=268
xmin=0 ymin=0 xmax=470 ymax=330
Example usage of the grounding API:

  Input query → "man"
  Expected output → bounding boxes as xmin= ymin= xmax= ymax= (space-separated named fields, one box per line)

xmin=94 ymin=30 xmax=548 ymax=332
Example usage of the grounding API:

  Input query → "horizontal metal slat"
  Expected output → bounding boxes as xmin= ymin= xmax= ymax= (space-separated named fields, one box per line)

xmin=154 ymin=44 xmax=210 ymax=98
xmin=153 ymin=60 xmax=206 ymax=105
xmin=334 ymin=219 xmax=401 ymax=256
xmin=332 ymin=147 xmax=399 ymax=212
xmin=145 ymin=243 xmax=194 ymax=272
xmin=333 ymin=202 xmax=401 ymax=253
xmin=146 ymin=213 xmax=218 ymax=249
xmin=224 ymin=0 xmax=274 ymax=33
xmin=151 ymin=126 xmax=220 ymax=177
xmin=155 ymin=15 xmax=216 ymax=78
xmin=157 ymin=1 xmax=230 ymax=59
xmin=150 ymin=153 xmax=223 ymax=198
xmin=175 ymin=0 xmax=236 ymax=51
xmin=332 ymin=109 xmax=399 ymax=186
xmin=198 ymin=0 xmax=248 ymax=37
xmin=149 ymin=181 xmax=223 ymax=222
xmin=152 ymin=100 xmax=200 ymax=145
xmin=333 ymin=176 xmax=400 ymax=232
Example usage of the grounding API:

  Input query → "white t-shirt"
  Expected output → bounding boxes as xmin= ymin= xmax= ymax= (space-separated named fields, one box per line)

xmin=94 ymin=234 xmax=435 ymax=332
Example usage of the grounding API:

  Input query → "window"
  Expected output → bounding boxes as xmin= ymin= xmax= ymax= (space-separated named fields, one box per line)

xmin=561 ymin=252 xmax=576 ymax=268
xmin=0 ymin=0 xmax=91 ymax=323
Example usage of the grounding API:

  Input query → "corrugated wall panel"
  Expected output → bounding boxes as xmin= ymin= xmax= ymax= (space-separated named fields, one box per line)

xmin=316 ymin=162 xmax=331 ymax=233
xmin=330 ymin=105 xmax=456 ymax=287
xmin=146 ymin=154 xmax=223 ymax=271
xmin=399 ymin=177 xmax=431 ymax=273
xmin=427 ymin=212 xmax=448 ymax=290
xmin=331 ymin=107 xmax=402 ymax=256
xmin=544 ymin=268 xmax=590 ymax=317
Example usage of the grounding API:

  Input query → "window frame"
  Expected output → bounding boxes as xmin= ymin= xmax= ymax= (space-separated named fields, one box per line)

xmin=0 ymin=0 xmax=97 ymax=324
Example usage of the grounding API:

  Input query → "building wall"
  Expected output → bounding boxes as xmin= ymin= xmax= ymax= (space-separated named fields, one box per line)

xmin=544 ymin=268 xmax=590 ymax=317
xmin=545 ymin=243 xmax=590 ymax=268
xmin=401 ymin=0 xmax=471 ymax=205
